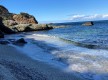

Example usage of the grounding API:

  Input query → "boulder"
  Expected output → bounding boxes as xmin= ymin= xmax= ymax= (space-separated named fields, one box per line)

xmin=13 ymin=12 xmax=38 ymax=24
xmin=82 ymin=22 xmax=94 ymax=26
xmin=13 ymin=38 xmax=27 ymax=46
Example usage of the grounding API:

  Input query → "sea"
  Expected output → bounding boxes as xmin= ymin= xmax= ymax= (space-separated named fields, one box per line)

xmin=5 ymin=20 xmax=108 ymax=80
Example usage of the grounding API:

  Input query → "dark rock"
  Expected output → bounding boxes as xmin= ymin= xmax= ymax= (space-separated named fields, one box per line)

xmin=82 ymin=21 xmax=94 ymax=26
xmin=0 ymin=30 xmax=4 ymax=38
xmin=13 ymin=38 xmax=27 ymax=46
xmin=0 ymin=40 xmax=10 ymax=45
xmin=15 ymin=38 xmax=27 ymax=43
xmin=0 ymin=5 xmax=9 ymax=15
xmin=0 ymin=5 xmax=14 ymax=20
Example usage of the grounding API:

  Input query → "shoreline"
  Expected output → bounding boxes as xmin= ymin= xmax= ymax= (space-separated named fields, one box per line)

xmin=2 ymin=31 xmax=108 ymax=80
xmin=0 ymin=44 xmax=85 ymax=80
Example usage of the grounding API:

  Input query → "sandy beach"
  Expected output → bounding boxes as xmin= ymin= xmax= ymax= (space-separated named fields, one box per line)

xmin=0 ymin=44 xmax=85 ymax=80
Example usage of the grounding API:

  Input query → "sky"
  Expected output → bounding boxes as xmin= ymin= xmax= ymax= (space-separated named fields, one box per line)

xmin=1 ymin=0 xmax=108 ymax=23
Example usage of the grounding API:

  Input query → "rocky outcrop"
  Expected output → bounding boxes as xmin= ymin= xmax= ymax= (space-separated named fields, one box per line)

xmin=12 ymin=24 xmax=53 ymax=32
xmin=3 ymin=20 xmax=18 ymax=26
xmin=0 ymin=17 xmax=15 ymax=34
xmin=0 ymin=5 xmax=53 ymax=38
xmin=13 ymin=13 xmax=38 ymax=24
xmin=0 ymin=5 xmax=13 ymax=20
xmin=0 ymin=5 xmax=38 ymax=24
xmin=0 ymin=5 xmax=9 ymax=15
xmin=82 ymin=22 xmax=94 ymax=26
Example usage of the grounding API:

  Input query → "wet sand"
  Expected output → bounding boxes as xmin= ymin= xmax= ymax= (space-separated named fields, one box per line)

xmin=0 ymin=44 xmax=85 ymax=80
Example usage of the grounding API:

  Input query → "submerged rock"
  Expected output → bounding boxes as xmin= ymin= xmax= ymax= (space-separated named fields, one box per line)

xmin=82 ymin=22 xmax=94 ymax=26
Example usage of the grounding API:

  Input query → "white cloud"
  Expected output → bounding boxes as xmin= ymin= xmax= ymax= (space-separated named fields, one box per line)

xmin=67 ymin=14 xmax=108 ymax=21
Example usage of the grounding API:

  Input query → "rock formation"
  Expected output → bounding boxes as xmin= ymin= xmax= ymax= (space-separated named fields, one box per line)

xmin=82 ymin=21 xmax=94 ymax=26
xmin=0 ymin=17 xmax=15 ymax=35
xmin=0 ymin=5 xmax=53 ymax=38
xmin=0 ymin=5 xmax=9 ymax=15
xmin=13 ymin=12 xmax=38 ymax=24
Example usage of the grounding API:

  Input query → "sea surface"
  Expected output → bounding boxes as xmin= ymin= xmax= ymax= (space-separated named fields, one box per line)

xmin=6 ymin=20 xmax=108 ymax=80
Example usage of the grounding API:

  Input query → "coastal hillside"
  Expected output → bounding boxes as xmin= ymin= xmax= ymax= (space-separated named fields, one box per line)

xmin=0 ymin=5 xmax=52 ymax=38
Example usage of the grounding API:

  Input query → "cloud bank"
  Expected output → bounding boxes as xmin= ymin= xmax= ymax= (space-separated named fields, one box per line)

xmin=68 ymin=14 xmax=108 ymax=21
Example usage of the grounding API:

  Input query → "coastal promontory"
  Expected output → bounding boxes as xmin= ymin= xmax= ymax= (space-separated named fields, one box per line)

xmin=0 ymin=5 xmax=52 ymax=38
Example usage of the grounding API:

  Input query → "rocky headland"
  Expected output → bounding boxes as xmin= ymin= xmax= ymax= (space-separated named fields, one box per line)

xmin=0 ymin=5 xmax=53 ymax=38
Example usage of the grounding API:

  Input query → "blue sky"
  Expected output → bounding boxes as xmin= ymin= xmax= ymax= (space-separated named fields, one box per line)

xmin=1 ymin=0 xmax=108 ymax=23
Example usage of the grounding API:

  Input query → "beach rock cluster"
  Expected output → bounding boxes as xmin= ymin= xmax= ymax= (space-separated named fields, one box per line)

xmin=0 ymin=38 xmax=27 ymax=46
xmin=0 ymin=5 xmax=53 ymax=38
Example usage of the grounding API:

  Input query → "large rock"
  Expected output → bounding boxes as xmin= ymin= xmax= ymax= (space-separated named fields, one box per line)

xmin=13 ymin=38 xmax=27 ymax=46
xmin=13 ymin=12 xmax=38 ymax=24
xmin=82 ymin=21 xmax=94 ymax=26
